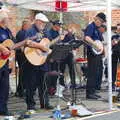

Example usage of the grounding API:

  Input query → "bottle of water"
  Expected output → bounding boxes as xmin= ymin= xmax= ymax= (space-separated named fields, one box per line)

xmin=53 ymin=106 xmax=61 ymax=120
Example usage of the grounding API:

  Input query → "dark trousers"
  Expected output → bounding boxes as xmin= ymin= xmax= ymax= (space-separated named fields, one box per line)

xmin=86 ymin=52 xmax=102 ymax=95
xmin=59 ymin=52 xmax=76 ymax=86
xmin=0 ymin=68 xmax=9 ymax=113
xmin=112 ymin=52 xmax=120 ymax=88
xmin=16 ymin=50 xmax=26 ymax=96
xmin=95 ymin=57 xmax=103 ymax=90
xmin=47 ymin=61 xmax=59 ymax=89
xmin=24 ymin=63 xmax=49 ymax=109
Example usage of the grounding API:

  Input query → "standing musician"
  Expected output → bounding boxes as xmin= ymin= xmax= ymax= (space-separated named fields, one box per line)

xmin=59 ymin=27 xmax=76 ymax=88
xmin=0 ymin=11 xmax=14 ymax=116
xmin=46 ymin=20 xmax=62 ymax=94
xmin=23 ymin=13 xmax=53 ymax=111
xmin=15 ymin=19 xmax=32 ymax=97
xmin=84 ymin=12 xmax=106 ymax=99
xmin=112 ymin=24 xmax=120 ymax=90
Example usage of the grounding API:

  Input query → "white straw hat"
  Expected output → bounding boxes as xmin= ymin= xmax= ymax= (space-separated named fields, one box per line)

xmin=35 ymin=13 xmax=49 ymax=22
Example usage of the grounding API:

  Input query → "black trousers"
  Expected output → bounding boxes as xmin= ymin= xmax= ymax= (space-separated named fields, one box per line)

xmin=24 ymin=63 xmax=49 ymax=110
xmin=0 ymin=67 xmax=9 ymax=113
xmin=112 ymin=52 xmax=120 ymax=88
xmin=86 ymin=51 xmax=103 ymax=95
xmin=16 ymin=50 xmax=26 ymax=96
xmin=59 ymin=52 xmax=76 ymax=86
xmin=95 ymin=57 xmax=103 ymax=90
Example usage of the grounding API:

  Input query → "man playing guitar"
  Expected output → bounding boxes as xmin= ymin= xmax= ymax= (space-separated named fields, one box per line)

xmin=22 ymin=13 xmax=53 ymax=112
xmin=0 ymin=11 xmax=14 ymax=116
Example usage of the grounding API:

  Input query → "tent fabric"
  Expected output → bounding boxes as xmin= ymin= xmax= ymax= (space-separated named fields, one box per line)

xmin=5 ymin=0 xmax=120 ymax=12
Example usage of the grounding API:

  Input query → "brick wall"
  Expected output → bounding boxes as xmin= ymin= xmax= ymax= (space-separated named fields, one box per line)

xmin=7 ymin=6 xmax=34 ymax=36
xmin=112 ymin=10 xmax=120 ymax=26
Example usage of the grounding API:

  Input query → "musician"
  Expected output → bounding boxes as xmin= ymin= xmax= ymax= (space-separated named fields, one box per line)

xmin=46 ymin=20 xmax=62 ymax=94
xmin=23 ymin=13 xmax=53 ymax=111
xmin=15 ymin=19 xmax=32 ymax=97
xmin=59 ymin=27 xmax=76 ymax=88
xmin=112 ymin=23 xmax=120 ymax=90
xmin=0 ymin=12 xmax=14 ymax=115
xmin=94 ymin=25 xmax=107 ymax=91
xmin=84 ymin=12 xmax=106 ymax=99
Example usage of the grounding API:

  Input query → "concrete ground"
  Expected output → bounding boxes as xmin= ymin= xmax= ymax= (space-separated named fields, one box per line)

xmin=0 ymin=74 xmax=119 ymax=120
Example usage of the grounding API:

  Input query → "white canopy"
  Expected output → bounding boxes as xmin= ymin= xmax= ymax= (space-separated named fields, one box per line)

xmin=4 ymin=0 xmax=120 ymax=11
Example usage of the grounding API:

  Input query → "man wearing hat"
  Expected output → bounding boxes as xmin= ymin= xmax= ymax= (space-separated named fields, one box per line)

xmin=45 ymin=20 xmax=62 ymax=95
xmin=84 ymin=12 xmax=106 ymax=99
xmin=48 ymin=20 xmax=62 ymax=40
xmin=23 ymin=13 xmax=53 ymax=112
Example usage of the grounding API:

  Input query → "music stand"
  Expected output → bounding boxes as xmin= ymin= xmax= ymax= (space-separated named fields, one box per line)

xmin=47 ymin=43 xmax=77 ymax=109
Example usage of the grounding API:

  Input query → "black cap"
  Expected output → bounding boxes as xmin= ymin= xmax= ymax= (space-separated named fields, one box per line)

xmin=51 ymin=20 xmax=62 ymax=26
xmin=96 ymin=12 xmax=106 ymax=22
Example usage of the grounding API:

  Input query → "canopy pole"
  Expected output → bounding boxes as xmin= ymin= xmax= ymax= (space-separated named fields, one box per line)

xmin=106 ymin=0 xmax=113 ymax=110
xmin=59 ymin=12 xmax=63 ymax=34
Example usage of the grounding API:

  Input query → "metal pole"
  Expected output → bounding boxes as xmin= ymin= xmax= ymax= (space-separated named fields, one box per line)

xmin=59 ymin=12 xmax=63 ymax=34
xmin=106 ymin=0 xmax=113 ymax=110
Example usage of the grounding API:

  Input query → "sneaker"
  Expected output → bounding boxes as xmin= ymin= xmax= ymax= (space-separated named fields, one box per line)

xmin=4 ymin=116 xmax=15 ymax=120
xmin=27 ymin=109 xmax=36 ymax=114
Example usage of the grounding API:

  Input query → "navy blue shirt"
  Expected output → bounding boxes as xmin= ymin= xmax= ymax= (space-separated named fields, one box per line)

xmin=16 ymin=29 xmax=28 ymax=43
xmin=47 ymin=28 xmax=59 ymax=40
xmin=26 ymin=24 xmax=49 ymax=71
xmin=0 ymin=27 xmax=13 ymax=43
xmin=0 ymin=27 xmax=14 ymax=70
xmin=84 ymin=22 xmax=103 ymax=52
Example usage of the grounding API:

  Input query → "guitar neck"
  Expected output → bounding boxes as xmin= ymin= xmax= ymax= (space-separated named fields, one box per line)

xmin=11 ymin=40 xmax=26 ymax=50
xmin=50 ymin=36 xmax=60 ymax=46
xmin=11 ymin=35 xmax=39 ymax=50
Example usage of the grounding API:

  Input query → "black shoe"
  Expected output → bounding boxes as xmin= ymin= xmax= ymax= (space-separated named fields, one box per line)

xmin=94 ymin=94 xmax=101 ymax=98
xmin=41 ymin=105 xmax=54 ymax=110
xmin=95 ymin=90 xmax=100 ymax=93
xmin=0 ymin=111 xmax=13 ymax=116
xmin=86 ymin=94 xmax=98 ymax=99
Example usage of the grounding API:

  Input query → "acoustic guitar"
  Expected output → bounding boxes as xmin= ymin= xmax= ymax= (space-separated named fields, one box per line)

xmin=24 ymin=35 xmax=64 ymax=66
xmin=0 ymin=39 xmax=27 ymax=68
xmin=0 ymin=33 xmax=43 ymax=68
